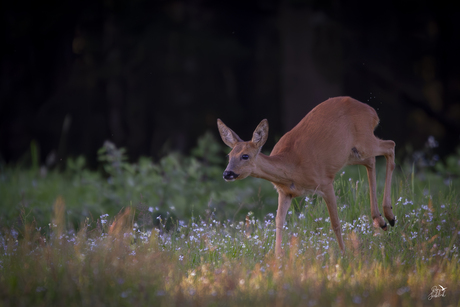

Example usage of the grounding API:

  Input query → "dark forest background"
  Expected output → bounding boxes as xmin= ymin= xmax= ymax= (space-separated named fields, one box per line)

xmin=1 ymin=0 xmax=460 ymax=168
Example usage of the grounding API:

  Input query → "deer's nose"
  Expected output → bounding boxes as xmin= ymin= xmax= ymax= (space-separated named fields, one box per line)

xmin=223 ymin=171 xmax=239 ymax=181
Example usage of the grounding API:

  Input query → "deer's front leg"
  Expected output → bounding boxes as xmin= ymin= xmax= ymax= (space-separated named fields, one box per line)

xmin=321 ymin=183 xmax=345 ymax=253
xmin=275 ymin=192 xmax=292 ymax=257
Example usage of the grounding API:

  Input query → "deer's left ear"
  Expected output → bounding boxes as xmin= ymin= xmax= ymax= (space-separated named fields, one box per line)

xmin=252 ymin=119 xmax=269 ymax=149
xmin=217 ymin=119 xmax=243 ymax=148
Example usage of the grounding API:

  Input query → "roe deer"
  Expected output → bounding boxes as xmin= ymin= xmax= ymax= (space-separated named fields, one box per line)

xmin=217 ymin=96 xmax=396 ymax=256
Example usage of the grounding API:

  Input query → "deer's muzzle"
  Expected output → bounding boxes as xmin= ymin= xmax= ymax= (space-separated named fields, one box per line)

xmin=223 ymin=170 xmax=239 ymax=181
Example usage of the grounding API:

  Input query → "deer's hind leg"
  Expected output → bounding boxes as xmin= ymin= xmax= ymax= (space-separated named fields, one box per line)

xmin=379 ymin=140 xmax=396 ymax=226
xmin=361 ymin=157 xmax=388 ymax=230
xmin=348 ymin=138 xmax=396 ymax=229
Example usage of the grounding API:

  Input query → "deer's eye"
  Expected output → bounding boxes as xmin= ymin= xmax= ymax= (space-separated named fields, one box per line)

xmin=241 ymin=154 xmax=249 ymax=160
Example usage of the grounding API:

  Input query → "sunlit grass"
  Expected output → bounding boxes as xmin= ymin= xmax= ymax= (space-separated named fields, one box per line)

xmin=1 ymin=164 xmax=460 ymax=306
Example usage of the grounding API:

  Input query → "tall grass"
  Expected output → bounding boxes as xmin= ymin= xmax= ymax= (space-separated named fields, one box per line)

xmin=1 ymin=138 xmax=460 ymax=306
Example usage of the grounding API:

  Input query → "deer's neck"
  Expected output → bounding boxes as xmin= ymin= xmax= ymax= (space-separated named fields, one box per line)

xmin=252 ymin=153 xmax=292 ymax=186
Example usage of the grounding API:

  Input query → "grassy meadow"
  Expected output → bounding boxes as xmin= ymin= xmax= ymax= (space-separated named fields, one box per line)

xmin=1 ymin=134 xmax=460 ymax=306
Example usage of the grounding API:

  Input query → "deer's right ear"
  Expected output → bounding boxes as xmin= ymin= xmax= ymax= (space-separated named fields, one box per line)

xmin=252 ymin=119 xmax=269 ymax=149
xmin=217 ymin=119 xmax=243 ymax=148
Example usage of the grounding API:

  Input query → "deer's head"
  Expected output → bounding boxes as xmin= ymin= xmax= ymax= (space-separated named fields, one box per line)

xmin=217 ymin=119 xmax=268 ymax=181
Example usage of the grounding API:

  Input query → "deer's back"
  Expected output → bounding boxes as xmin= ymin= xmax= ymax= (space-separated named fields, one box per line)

xmin=271 ymin=96 xmax=379 ymax=179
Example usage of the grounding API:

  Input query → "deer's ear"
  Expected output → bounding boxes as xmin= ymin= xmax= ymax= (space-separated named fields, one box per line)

xmin=252 ymin=119 xmax=269 ymax=149
xmin=217 ymin=119 xmax=243 ymax=148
